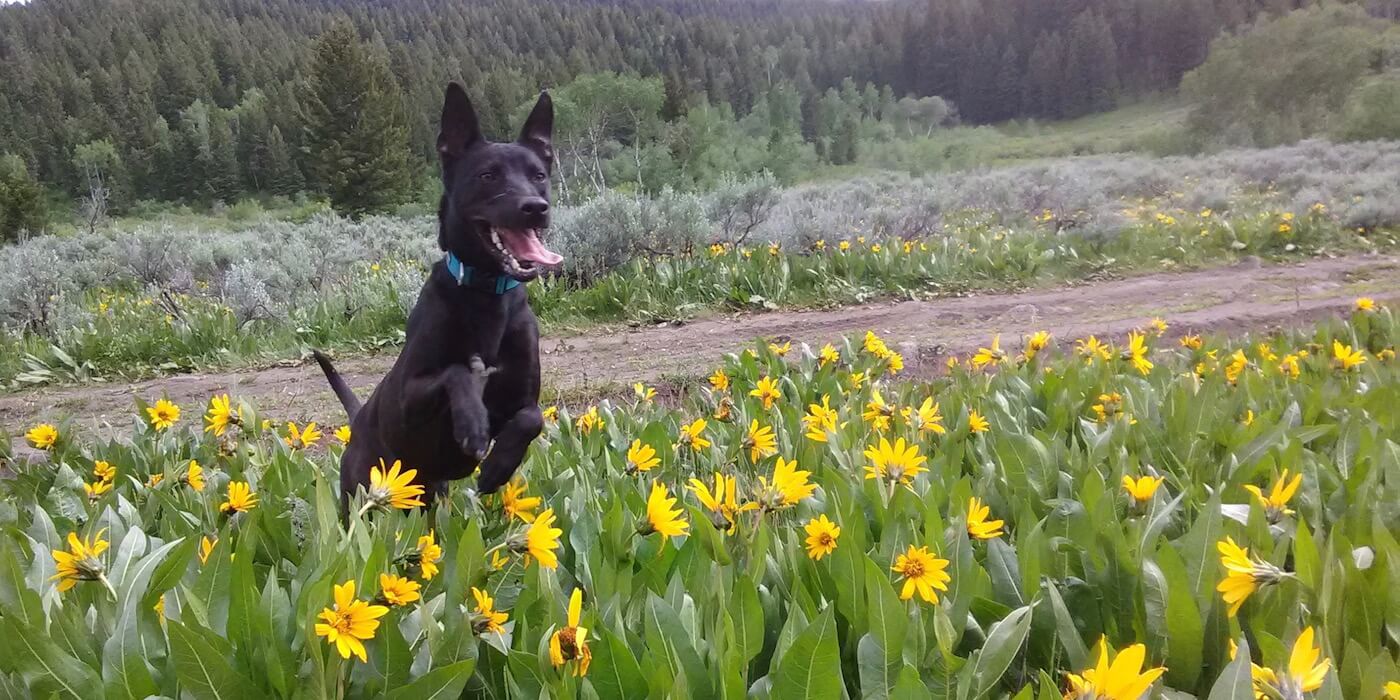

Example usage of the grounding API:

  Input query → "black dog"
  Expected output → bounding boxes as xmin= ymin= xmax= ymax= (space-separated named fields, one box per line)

xmin=315 ymin=83 xmax=560 ymax=509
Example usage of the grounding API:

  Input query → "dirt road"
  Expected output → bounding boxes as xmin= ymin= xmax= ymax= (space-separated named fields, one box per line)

xmin=3 ymin=255 xmax=1395 ymax=436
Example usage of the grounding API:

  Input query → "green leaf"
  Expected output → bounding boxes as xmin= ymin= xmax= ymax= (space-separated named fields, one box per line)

xmin=1156 ymin=544 xmax=1203 ymax=691
xmin=0 ymin=614 xmax=103 ymax=699
xmin=734 ymin=575 xmax=765 ymax=665
xmin=164 ymin=618 xmax=254 ymax=700
xmin=857 ymin=633 xmax=901 ymax=700
xmin=971 ymin=605 xmax=1032 ymax=698
xmin=387 ymin=659 xmax=477 ymax=700
xmin=104 ymin=537 xmax=184 ymax=700
xmin=771 ymin=607 xmax=840 ymax=700
xmin=1206 ymin=638 xmax=1252 ymax=700
xmin=862 ymin=556 xmax=906 ymax=660
xmin=374 ymin=615 xmax=412 ymax=698
xmin=588 ymin=628 xmax=648 ymax=700
xmin=1045 ymin=582 xmax=1089 ymax=672
xmin=645 ymin=592 xmax=713 ymax=699
xmin=985 ymin=538 xmax=1024 ymax=607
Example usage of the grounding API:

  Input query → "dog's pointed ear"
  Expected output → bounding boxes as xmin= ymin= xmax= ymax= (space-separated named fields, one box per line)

xmin=517 ymin=91 xmax=553 ymax=167
xmin=438 ymin=82 xmax=483 ymax=159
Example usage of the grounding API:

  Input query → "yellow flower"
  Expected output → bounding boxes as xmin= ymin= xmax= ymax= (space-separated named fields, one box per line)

xmin=639 ymin=481 xmax=689 ymax=543
xmin=813 ymin=239 xmax=827 ymax=251
xmin=182 ymin=461 xmax=206 ymax=492
xmin=1244 ymin=469 xmax=1302 ymax=524
xmin=1277 ymin=354 xmax=1301 ymax=379
xmin=946 ymin=355 xmax=960 ymax=370
xmin=750 ymin=376 xmax=781 ymax=410
xmin=146 ymin=399 xmax=181 ymax=431
xmin=1383 ymin=681 xmax=1399 ymax=699
xmin=891 ymin=545 xmax=950 ymax=604
xmin=1023 ymin=331 xmax=1052 ymax=361
xmin=862 ymin=388 xmax=896 ymax=432
xmin=713 ymin=396 xmax=734 ymax=421
xmin=1380 ymin=347 xmax=1396 ymax=362
xmin=968 ymin=409 xmax=990 ymax=434
xmin=1180 ymin=334 xmax=1203 ymax=350
xmin=1121 ymin=475 xmax=1164 ymax=504
xmin=315 ymin=580 xmax=389 ymax=662
xmin=284 ymin=421 xmax=322 ymax=449
xmin=863 ymin=437 xmax=927 ymax=487
xmin=1123 ymin=332 xmax=1154 ymax=375
xmin=848 ymin=370 xmax=868 ymax=390
xmin=971 ymin=334 xmax=1007 ymax=369
xmin=1355 ymin=297 xmax=1377 ymax=312
xmin=1092 ymin=392 xmax=1128 ymax=424
xmin=743 ymin=420 xmax=778 ymax=462
xmin=1225 ymin=349 xmax=1250 ymax=384
xmin=417 ymin=530 xmax=444 ymax=579
xmin=203 ymin=394 xmax=242 ymax=436
xmin=709 ymin=368 xmax=730 ymax=392
xmin=1277 ymin=222 xmax=1292 ymax=234
xmin=838 ymin=240 xmax=851 ymax=251
xmin=199 ymin=536 xmax=217 ymax=565
xmin=154 ymin=595 xmax=166 ymax=618
xmin=1251 ymin=627 xmax=1331 ymax=698
xmin=1063 ymin=637 xmax=1167 ymax=700
xmin=901 ymin=397 xmax=947 ymax=436
xmin=676 ymin=418 xmax=712 ymax=452
xmin=377 ymin=573 xmax=421 ymax=607
xmin=759 ymin=457 xmax=816 ymax=509
xmin=548 ymin=588 xmax=592 ymax=677
xmin=688 ymin=472 xmax=756 ymax=534
xmin=219 ymin=481 xmax=258 ymax=515
xmin=334 ymin=425 xmax=352 ymax=444
xmin=1200 ymin=208 xmax=1213 ymax=218
xmin=871 ymin=243 xmax=882 ymax=253
xmin=1077 ymin=335 xmax=1113 ymax=363
xmin=1217 ymin=537 xmax=1288 ymax=617
xmin=1331 ymin=340 xmax=1366 ymax=371
xmin=768 ymin=242 xmax=781 ymax=257
xmin=885 ymin=352 xmax=904 ymax=375
xmin=542 ymin=405 xmax=559 ymax=422
xmin=768 ymin=341 xmax=791 ymax=357
xmin=864 ymin=330 xmax=891 ymax=358
xmin=804 ymin=515 xmax=840 ymax=561
xmin=575 ymin=406 xmax=604 ymax=435
xmin=501 ymin=479 xmax=540 ymax=522
xmin=365 ymin=459 xmax=426 ymax=511
xmin=93 ymin=460 xmax=116 ymax=482
xmin=25 ymin=423 xmax=59 ymax=450
xmin=515 ymin=509 xmax=562 ymax=569
xmin=626 ymin=439 xmax=660 ymax=474
xmin=803 ymin=395 xmax=839 ymax=442
xmin=489 ymin=550 xmax=509 ymax=571
xmin=1241 ymin=409 xmax=1255 ymax=427
xmin=966 ymin=497 xmax=1005 ymax=540
xmin=708 ymin=242 xmax=726 ymax=257
xmin=818 ymin=344 xmax=841 ymax=367
xmin=1146 ymin=317 xmax=1169 ymax=337
xmin=83 ymin=480 xmax=112 ymax=500
xmin=470 ymin=587 xmax=509 ymax=635
xmin=1255 ymin=343 xmax=1278 ymax=364
xmin=633 ymin=383 xmax=656 ymax=403
xmin=51 ymin=529 xmax=110 ymax=593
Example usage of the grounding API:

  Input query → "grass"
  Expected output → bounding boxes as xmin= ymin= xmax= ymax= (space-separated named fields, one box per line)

xmin=2 ymin=309 xmax=1394 ymax=698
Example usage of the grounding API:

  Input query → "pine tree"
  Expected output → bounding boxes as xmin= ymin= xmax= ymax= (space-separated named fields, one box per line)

xmin=263 ymin=126 xmax=304 ymax=196
xmin=301 ymin=23 xmax=414 ymax=218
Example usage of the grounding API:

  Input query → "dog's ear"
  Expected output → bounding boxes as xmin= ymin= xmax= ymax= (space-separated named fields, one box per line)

xmin=438 ymin=82 xmax=483 ymax=159
xmin=517 ymin=91 xmax=554 ymax=168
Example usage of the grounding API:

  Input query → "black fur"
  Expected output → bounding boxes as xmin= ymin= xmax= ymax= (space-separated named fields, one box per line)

xmin=315 ymin=83 xmax=555 ymax=510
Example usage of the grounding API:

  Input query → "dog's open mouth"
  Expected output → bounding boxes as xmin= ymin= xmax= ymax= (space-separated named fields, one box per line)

xmin=485 ymin=227 xmax=564 ymax=279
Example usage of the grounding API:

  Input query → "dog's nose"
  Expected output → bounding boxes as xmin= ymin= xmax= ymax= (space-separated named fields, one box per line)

xmin=520 ymin=198 xmax=549 ymax=216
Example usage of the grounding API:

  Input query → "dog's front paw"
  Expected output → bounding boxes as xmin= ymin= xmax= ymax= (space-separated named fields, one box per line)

xmin=460 ymin=434 xmax=490 ymax=465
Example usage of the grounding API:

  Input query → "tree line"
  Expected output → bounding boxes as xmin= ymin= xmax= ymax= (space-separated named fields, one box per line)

xmin=0 ymin=0 xmax=1371 ymax=227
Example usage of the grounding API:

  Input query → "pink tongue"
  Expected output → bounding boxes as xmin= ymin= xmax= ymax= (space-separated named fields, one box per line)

xmin=497 ymin=229 xmax=563 ymax=266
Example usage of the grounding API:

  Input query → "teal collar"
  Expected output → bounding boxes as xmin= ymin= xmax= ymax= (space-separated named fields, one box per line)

xmin=444 ymin=251 xmax=522 ymax=295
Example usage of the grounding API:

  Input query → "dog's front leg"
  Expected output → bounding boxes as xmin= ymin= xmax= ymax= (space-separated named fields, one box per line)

xmin=476 ymin=405 xmax=544 ymax=494
xmin=404 ymin=363 xmax=491 ymax=464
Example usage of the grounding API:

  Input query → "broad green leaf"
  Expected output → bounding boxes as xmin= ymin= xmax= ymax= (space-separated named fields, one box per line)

xmin=387 ymin=659 xmax=477 ymax=700
xmin=0 ymin=614 xmax=104 ymax=699
xmin=1156 ymin=543 xmax=1204 ymax=691
xmin=1206 ymin=638 xmax=1252 ymax=700
xmin=734 ymin=575 xmax=765 ymax=665
xmin=771 ymin=607 xmax=840 ymax=700
xmin=588 ymin=628 xmax=648 ymax=700
xmin=971 ymin=605 xmax=1032 ymax=698
xmin=1045 ymin=582 xmax=1089 ymax=671
xmin=164 ymin=618 xmax=254 ymax=700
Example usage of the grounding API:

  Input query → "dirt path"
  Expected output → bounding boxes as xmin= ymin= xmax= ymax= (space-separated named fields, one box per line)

xmin=3 ymin=255 xmax=1396 ymax=437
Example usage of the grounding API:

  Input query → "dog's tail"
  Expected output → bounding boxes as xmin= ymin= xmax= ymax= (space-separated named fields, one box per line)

xmin=312 ymin=350 xmax=362 ymax=421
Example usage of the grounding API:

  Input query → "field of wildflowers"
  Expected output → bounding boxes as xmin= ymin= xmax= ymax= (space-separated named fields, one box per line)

xmin=2 ymin=301 xmax=1396 ymax=698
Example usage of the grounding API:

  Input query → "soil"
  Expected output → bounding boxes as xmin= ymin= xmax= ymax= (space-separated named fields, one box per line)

xmin=3 ymin=255 xmax=1396 ymax=442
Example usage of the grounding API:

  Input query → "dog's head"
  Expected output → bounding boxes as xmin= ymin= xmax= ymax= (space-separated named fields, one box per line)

xmin=436 ymin=83 xmax=562 ymax=281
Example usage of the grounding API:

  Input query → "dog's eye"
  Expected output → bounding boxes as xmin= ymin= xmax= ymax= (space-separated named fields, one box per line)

xmin=478 ymin=172 xmax=497 ymax=182
xmin=531 ymin=171 xmax=547 ymax=182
